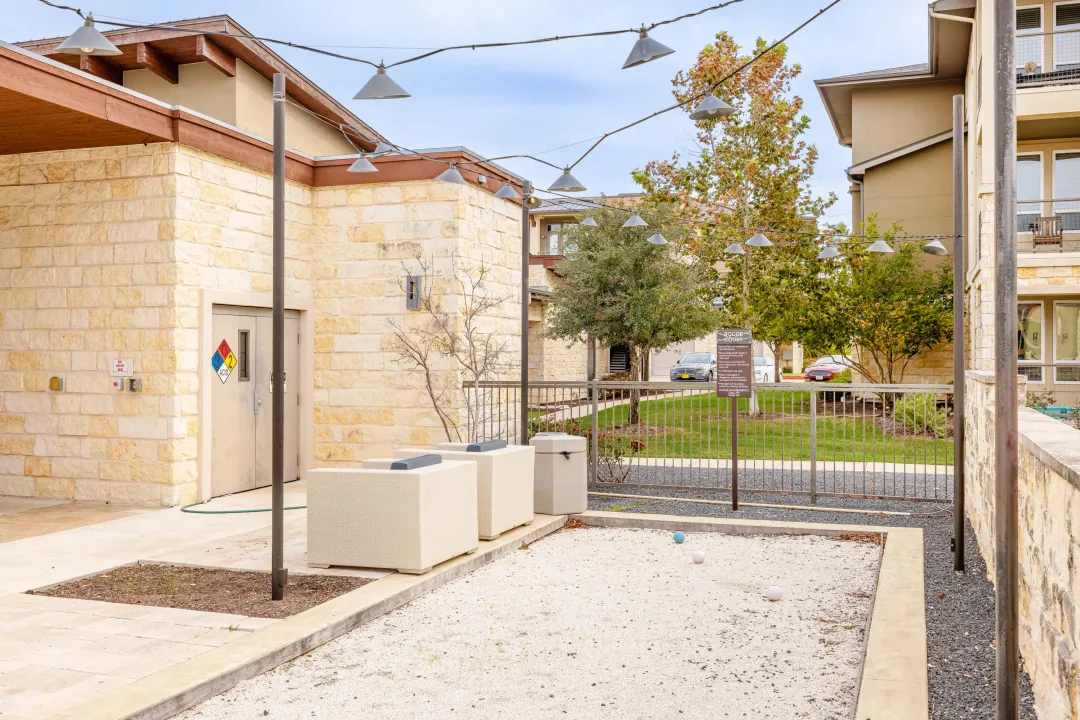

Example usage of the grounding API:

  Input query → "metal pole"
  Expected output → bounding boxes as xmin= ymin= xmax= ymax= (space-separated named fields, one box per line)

xmin=270 ymin=73 xmax=286 ymax=601
xmin=520 ymin=183 xmax=532 ymax=445
xmin=588 ymin=337 xmax=598 ymax=482
xmin=993 ymin=3 xmax=1019 ymax=716
xmin=810 ymin=387 xmax=818 ymax=504
xmin=731 ymin=398 xmax=739 ymax=511
xmin=952 ymin=93 xmax=967 ymax=573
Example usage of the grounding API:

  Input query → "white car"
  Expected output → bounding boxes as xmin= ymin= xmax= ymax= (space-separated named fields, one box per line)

xmin=754 ymin=357 xmax=776 ymax=383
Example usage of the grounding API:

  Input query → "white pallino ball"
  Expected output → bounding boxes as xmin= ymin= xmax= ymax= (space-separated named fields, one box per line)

xmin=765 ymin=585 xmax=783 ymax=602
xmin=691 ymin=550 xmax=705 ymax=564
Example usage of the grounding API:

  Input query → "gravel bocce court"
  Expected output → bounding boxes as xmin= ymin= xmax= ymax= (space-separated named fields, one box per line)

xmin=179 ymin=527 xmax=879 ymax=720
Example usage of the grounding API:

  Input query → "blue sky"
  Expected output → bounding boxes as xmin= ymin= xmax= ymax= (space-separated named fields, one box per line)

xmin=8 ymin=0 xmax=932 ymax=223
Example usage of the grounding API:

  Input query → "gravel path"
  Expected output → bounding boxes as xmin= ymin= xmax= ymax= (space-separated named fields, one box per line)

xmin=180 ymin=528 xmax=878 ymax=720
xmin=587 ymin=487 xmax=1038 ymax=719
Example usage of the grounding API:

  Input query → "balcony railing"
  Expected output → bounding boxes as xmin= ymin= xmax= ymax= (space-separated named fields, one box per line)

xmin=1017 ymin=28 xmax=1080 ymax=87
xmin=1017 ymin=197 xmax=1080 ymax=252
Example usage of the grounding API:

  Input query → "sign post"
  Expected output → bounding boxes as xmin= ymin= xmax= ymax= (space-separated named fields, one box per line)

xmin=716 ymin=329 xmax=754 ymax=511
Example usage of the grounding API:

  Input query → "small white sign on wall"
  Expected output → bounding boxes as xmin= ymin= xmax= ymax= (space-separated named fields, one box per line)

xmin=109 ymin=358 xmax=134 ymax=377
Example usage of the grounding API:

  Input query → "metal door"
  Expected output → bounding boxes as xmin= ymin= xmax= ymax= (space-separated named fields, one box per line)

xmin=210 ymin=307 xmax=301 ymax=497
xmin=210 ymin=310 xmax=259 ymax=496
xmin=254 ymin=314 xmax=300 ymax=488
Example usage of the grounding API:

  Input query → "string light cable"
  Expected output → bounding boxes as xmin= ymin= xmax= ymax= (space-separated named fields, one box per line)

xmin=35 ymin=0 xmax=746 ymax=69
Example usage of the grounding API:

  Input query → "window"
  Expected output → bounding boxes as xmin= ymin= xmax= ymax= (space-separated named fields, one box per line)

xmin=1019 ymin=302 xmax=1044 ymax=382
xmin=1017 ymin=154 xmax=1043 ymax=233
xmin=1054 ymin=152 xmax=1080 ymax=230
xmin=680 ymin=352 xmax=714 ymax=364
xmin=237 ymin=329 xmax=250 ymax=382
xmin=1017 ymin=6 xmax=1044 ymax=73
xmin=1055 ymin=2 xmax=1080 ymax=70
xmin=406 ymin=275 xmax=422 ymax=311
xmin=1055 ymin=301 xmax=1080 ymax=381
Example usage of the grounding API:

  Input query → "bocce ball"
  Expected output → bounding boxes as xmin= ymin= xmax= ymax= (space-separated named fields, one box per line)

xmin=766 ymin=586 xmax=783 ymax=602
xmin=692 ymin=550 xmax=705 ymax=564
xmin=673 ymin=531 xmax=686 ymax=544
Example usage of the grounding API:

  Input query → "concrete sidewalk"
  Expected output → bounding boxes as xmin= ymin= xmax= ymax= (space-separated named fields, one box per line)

xmin=0 ymin=482 xmax=387 ymax=719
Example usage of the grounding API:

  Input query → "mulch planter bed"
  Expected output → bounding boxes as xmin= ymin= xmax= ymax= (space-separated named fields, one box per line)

xmin=30 ymin=563 xmax=372 ymax=619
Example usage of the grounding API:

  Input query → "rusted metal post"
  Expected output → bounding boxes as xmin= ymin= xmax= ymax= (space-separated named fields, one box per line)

xmin=520 ymin=183 xmax=532 ymax=445
xmin=731 ymin=398 xmax=739 ymax=511
xmin=271 ymin=73 xmax=286 ymax=601
xmin=993 ymin=2 xmax=1019 ymax=716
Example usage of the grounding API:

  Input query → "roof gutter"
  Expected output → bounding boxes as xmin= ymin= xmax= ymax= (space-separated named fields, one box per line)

xmin=928 ymin=8 xmax=976 ymax=25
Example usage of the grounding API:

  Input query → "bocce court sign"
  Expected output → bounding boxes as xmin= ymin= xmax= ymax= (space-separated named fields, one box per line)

xmin=715 ymin=329 xmax=753 ymax=398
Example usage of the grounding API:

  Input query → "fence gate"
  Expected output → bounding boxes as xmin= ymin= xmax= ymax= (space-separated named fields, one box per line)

xmin=468 ymin=381 xmax=955 ymax=503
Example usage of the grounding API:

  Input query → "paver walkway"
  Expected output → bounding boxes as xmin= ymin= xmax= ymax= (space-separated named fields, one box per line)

xmin=0 ymin=482 xmax=389 ymax=719
xmin=0 ymin=497 xmax=148 ymax=544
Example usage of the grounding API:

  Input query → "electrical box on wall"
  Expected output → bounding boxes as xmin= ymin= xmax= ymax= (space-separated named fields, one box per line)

xmin=406 ymin=275 xmax=422 ymax=310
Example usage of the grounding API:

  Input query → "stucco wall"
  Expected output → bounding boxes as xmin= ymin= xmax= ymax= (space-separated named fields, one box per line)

xmin=850 ymin=81 xmax=963 ymax=164
xmin=123 ymin=63 xmax=237 ymax=126
xmin=0 ymin=143 xmax=522 ymax=505
xmin=965 ymin=370 xmax=1080 ymax=720
xmin=862 ymin=141 xmax=955 ymax=240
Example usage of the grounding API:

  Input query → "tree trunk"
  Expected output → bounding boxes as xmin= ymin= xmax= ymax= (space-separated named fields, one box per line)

xmin=773 ymin=343 xmax=783 ymax=383
xmin=629 ymin=346 xmax=642 ymax=425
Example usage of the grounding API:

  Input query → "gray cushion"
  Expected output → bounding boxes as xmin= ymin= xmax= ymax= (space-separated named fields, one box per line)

xmin=465 ymin=439 xmax=508 ymax=453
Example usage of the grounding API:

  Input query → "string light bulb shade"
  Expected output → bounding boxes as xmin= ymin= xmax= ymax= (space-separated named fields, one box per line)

xmin=817 ymin=245 xmax=841 ymax=260
xmin=646 ymin=233 xmax=668 ymax=245
xmin=745 ymin=232 xmax=772 ymax=247
xmin=435 ymin=163 xmax=469 ymax=186
xmin=622 ymin=214 xmax=648 ymax=228
xmin=622 ymin=27 xmax=676 ymax=69
xmin=548 ymin=167 xmax=586 ymax=192
xmin=580 ymin=216 xmax=598 ymax=227
xmin=921 ymin=238 xmax=948 ymax=256
xmin=346 ymin=156 xmax=378 ymax=173
xmin=724 ymin=242 xmax=745 ymax=255
xmin=372 ymin=141 xmax=396 ymax=155
xmin=689 ymin=94 xmax=734 ymax=121
xmin=55 ymin=16 xmax=122 ymax=56
xmin=494 ymin=183 xmax=520 ymax=200
xmin=355 ymin=63 xmax=410 ymax=100
xmin=867 ymin=239 xmax=894 ymax=253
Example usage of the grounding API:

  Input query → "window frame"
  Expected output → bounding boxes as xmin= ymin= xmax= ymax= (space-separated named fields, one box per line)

xmin=1053 ymin=299 xmax=1080 ymax=383
xmin=1053 ymin=1 xmax=1080 ymax=70
xmin=1019 ymin=300 xmax=1046 ymax=383
xmin=1052 ymin=149 xmax=1080 ymax=230
xmin=1017 ymin=151 xmax=1046 ymax=234
xmin=1017 ymin=4 xmax=1046 ymax=73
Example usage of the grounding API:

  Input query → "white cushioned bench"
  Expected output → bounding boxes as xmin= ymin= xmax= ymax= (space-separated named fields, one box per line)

xmin=393 ymin=442 xmax=534 ymax=540
xmin=306 ymin=456 xmax=478 ymax=574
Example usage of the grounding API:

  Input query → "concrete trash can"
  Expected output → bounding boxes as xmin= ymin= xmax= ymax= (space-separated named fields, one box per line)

xmin=530 ymin=432 xmax=587 ymax=515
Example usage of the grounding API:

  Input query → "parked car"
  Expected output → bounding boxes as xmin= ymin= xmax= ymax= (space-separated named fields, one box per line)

xmin=804 ymin=354 xmax=853 ymax=382
xmin=754 ymin=357 xmax=776 ymax=383
xmin=669 ymin=352 xmax=715 ymax=382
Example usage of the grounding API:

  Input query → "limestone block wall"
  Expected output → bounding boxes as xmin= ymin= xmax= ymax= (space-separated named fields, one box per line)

xmin=0 ymin=144 xmax=193 ymax=505
xmin=310 ymin=180 xmax=522 ymax=462
xmin=965 ymin=371 xmax=1080 ymax=719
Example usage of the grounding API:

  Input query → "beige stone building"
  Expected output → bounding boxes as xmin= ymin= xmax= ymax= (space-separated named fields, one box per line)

xmin=0 ymin=20 xmax=528 ymax=506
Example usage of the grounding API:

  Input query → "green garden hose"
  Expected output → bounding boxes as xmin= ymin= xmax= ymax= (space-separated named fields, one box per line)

xmin=180 ymin=502 xmax=307 ymax=514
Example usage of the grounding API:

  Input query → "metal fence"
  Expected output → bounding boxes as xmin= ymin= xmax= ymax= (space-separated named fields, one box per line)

xmin=469 ymin=380 xmax=955 ymax=503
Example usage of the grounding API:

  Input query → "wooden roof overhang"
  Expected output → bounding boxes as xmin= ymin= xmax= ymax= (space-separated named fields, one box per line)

xmin=0 ymin=42 xmax=525 ymax=195
xmin=17 ymin=15 xmax=380 ymax=151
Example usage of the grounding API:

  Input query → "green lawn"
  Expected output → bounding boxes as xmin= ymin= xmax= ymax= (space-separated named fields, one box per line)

xmin=534 ymin=389 xmax=953 ymax=465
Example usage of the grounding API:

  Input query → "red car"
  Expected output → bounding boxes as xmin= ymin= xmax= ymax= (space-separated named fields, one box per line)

xmin=804 ymin=355 xmax=852 ymax=382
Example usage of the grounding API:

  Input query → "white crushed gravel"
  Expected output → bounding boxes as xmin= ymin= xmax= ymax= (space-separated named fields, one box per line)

xmin=179 ymin=527 xmax=880 ymax=720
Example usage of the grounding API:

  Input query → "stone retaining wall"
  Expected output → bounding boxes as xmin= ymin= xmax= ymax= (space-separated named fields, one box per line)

xmin=966 ymin=370 xmax=1079 ymax=719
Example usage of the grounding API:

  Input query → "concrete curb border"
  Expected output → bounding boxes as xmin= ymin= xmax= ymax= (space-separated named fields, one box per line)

xmin=50 ymin=515 xmax=567 ymax=720
xmin=574 ymin=511 xmax=929 ymax=720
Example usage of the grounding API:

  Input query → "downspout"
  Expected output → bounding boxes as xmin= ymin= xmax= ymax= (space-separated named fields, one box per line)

xmin=849 ymin=176 xmax=864 ymax=229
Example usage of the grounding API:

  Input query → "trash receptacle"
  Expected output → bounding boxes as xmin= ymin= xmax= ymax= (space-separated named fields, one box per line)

xmin=530 ymin=432 xmax=587 ymax=515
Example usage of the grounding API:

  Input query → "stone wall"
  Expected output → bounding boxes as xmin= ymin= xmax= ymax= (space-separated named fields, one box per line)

xmin=965 ymin=370 xmax=1080 ymax=719
xmin=0 ymin=142 xmax=522 ymax=505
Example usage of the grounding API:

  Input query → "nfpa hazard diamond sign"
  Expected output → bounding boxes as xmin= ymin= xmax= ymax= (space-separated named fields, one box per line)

xmin=211 ymin=338 xmax=237 ymax=384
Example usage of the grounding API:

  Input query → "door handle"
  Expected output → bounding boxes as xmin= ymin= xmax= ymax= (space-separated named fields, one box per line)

xmin=254 ymin=389 xmax=261 ymax=415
